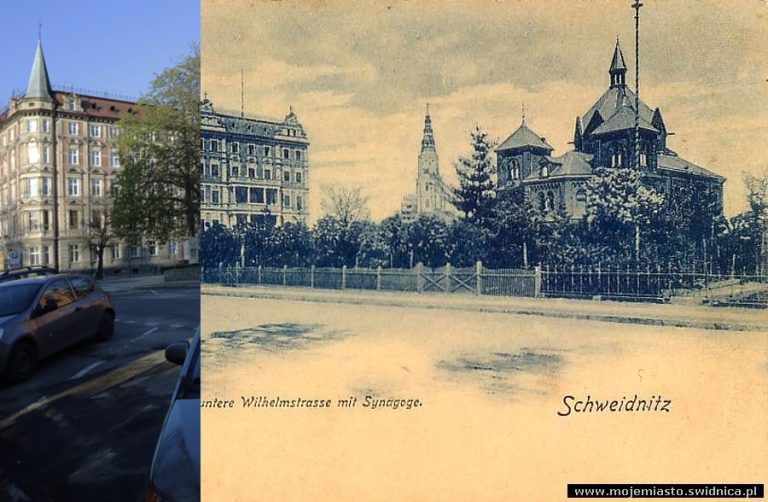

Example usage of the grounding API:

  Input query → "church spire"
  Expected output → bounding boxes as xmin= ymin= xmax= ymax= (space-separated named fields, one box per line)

xmin=421 ymin=103 xmax=435 ymax=152
xmin=609 ymin=38 xmax=627 ymax=88
xmin=25 ymin=38 xmax=53 ymax=100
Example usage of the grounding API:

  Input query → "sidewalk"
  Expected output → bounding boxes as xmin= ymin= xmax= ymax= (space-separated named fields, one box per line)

xmin=98 ymin=273 xmax=199 ymax=292
xmin=202 ymin=284 xmax=768 ymax=332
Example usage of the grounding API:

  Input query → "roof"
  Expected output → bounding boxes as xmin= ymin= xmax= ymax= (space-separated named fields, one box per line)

xmin=53 ymin=92 xmax=138 ymax=120
xmin=581 ymin=86 xmax=654 ymax=134
xmin=609 ymin=40 xmax=627 ymax=73
xmin=523 ymin=151 xmax=593 ymax=180
xmin=25 ymin=40 xmax=53 ymax=100
xmin=591 ymin=101 xmax=658 ymax=135
xmin=497 ymin=122 xmax=553 ymax=152
xmin=657 ymin=153 xmax=725 ymax=181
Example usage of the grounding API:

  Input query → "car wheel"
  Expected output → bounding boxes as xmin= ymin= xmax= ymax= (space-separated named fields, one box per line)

xmin=95 ymin=311 xmax=115 ymax=342
xmin=6 ymin=341 xmax=37 ymax=383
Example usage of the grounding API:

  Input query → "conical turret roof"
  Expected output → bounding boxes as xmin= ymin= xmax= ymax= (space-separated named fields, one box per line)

xmin=25 ymin=39 xmax=53 ymax=100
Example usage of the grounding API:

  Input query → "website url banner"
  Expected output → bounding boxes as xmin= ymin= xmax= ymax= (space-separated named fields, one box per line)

xmin=567 ymin=484 xmax=764 ymax=498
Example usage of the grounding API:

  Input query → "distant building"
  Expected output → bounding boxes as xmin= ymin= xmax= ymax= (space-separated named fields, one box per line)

xmin=0 ymin=40 xmax=185 ymax=271
xmin=200 ymin=98 xmax=309 ymax=228
xmin=496 ymin=40 xmax=725 ymax=220
xmin=401 ymin=106 xmax=458 ymax=223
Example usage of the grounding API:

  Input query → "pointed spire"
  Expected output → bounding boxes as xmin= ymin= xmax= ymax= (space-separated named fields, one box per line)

xmin=25 ymin=39 xmax=53 ymax=100
xmin=421 ymin=103 xmax=435 ymax=152
xmin=609 ymin=38 xmax=627 ymax=88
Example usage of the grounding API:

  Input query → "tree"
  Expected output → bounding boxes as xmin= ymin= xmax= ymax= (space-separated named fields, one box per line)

xmin=584 ymin=166 xmax=664 ymax=264
xmin=320 ymin=185 xmax=370 ymax=228
xmin=114 ymin=45 xmax=200 ymax=244
xmin=86 ymin=209 xmax=116 ymax=279
xmin=408 ymin=216 xmax=450 ymax=268
xmin=200 ymin=223 xmax=238 ymax=268
xmin=453 ymin=127 xmax=496 ymax=225
xmin=485 ymin=185 xmax=537 ymax=268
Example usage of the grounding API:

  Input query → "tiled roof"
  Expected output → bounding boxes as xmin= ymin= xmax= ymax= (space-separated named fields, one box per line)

xmin=497 ymin=122 xmax=553 ymax=152
xmin=53 ymin=92 xmax=138 ymax=120
xmin=591 ymin=103 xmax=658 ymax=135
xmin=657 ymin=153 xmax=725 ymax=181
xmin=523 ymin=151 xmax=593 ymax=180
xmin=581 ymin=87 xmax=654 ymax=133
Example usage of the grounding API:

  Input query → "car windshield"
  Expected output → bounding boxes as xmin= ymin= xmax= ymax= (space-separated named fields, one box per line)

xmin=0 ymin=284 xmax=43 ymax=316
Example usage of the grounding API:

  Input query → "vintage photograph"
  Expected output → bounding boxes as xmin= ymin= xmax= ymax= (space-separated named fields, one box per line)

xmin=0 ymin=1 xmax=200 ymax=501
xmin=200 ymin=0 xmax=767 ymax=500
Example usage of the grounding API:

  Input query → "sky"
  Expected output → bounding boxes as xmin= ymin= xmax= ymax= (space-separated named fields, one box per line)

xmin=203 ymin=0 xmax=768 ymax=221
xmin=1 ymin=0 xmax=199 ymax=106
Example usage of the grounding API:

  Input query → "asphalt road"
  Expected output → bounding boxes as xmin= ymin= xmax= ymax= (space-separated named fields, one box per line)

xmin=0 ymin=283 xmax=199 ymax=502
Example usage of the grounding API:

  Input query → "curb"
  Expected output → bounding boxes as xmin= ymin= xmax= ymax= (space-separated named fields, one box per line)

xmin=202 ymin=285 xmax=767 ymax=333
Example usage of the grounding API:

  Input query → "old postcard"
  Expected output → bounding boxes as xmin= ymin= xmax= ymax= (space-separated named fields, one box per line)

xmin=200 ymin=1 xmax=767 ymax=499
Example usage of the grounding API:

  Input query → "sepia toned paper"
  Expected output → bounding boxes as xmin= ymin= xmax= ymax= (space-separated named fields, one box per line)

xmin=200 ymin=1 xmax=768 ymax=500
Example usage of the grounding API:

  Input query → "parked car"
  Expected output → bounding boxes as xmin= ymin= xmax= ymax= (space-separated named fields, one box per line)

xmin=147 ymin=331 xmax=200 ymax=502
xmin=0 ymin=266 xmax=58 ymax=283
xmin=0 ymin=273 xmax=115 ymax=383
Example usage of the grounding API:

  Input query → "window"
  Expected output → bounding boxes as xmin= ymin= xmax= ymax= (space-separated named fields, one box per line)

xmin=235 ymin=186 xmax=248 ymax=204
xmin=68 ymin=122 xmax=79 ymax=135
xmin=284 ymin=170 xmax=291 ymax=182
xmin=611 ymin=151 xmax=622 ymax=168
xmin=546 ymin=191 xmax=555 ymax=211
xmin=296 ymin=171 xmax=302 ymax=184
xmin=39 ymin=279 xmax=75 ymax=310
xmin=210 ymin=164 xmax=220 ymax=178
xmin=68 ymin=244 xmax=80 ymax=263
xmin=576 ymin=188 xmax=587 ymax=202
xmin=640 ymin=153 xmax=648 ymax=167
xmin=264 ymin=168 xmax=271 ymax=180
xmin=91 ymin=179 xmax=103 ymax=197
xmin=69 ymin=210 xmax=79 ymax=229
xmin=296 ymin=195 xmax=303 ymax=211
xmin=283 ymin=194 xmax=291 ymax=208
xmin=28 ymin=178 xmax=39 ymax=197
xmin=170 ymin=241 xmax=177 ymax=255
xmin=42 ymin=119 xmax=51 ymax=133
xmin=27 ymin=119 xmax=38 ymax=133
xmin=248 ymin=144 xmax=256 ymax=155
xmin=68 ymin=178 xmax=80 ymax=196
xmin=28 ymin=144 xmax=40 ymax=164
xmin=295 ymin=150 xmax=301 ymax=161
xmin=43 ymin=146 xmax=50 ymax=164
xmin=210 ymin=139 xmax=219 ymax=152
xmin=112 ymin=246 xmax=121 ymax=260
xmin=67 ymin=99 xmax=77 ymax=111
xmin=28 ymin=211 xmax=40 ymax=231
xmin=110 ymin=180 xmax=120 ymax=196
xmin=131 ymin=246 xmax=141 ymax=258
xmin=230 ymin=165 xmax=239 ymax=178
xmin=90 ymin=125 xmax=101 ymax=137
xmin=91 ymin=149 xmax=102 ymax=167
xmin=148 ymin=241 xmax=157 ymax=256
xmin=211 ymin=190 xmax=220 ymax=205
xmin=68 ymin=147 xmax=79 ymax=165
xmin=263 ymin=146 xmax=270 ymax=156
xmin=70 ymin=276 xmax=95 ymax=298
xmin=109 ymin=126 xmax=118 ymax=139
xmin=249 ymin=187 xmax=264 ymax=203
xmin=248 ymin=167 xmax=256 ymax=178
xmin=541 ymin=165 xmax=549 ymax=178
xmin=42 ymin=178 xmax=50 ymax=196
xmin=110 ymin=150 xmax=120 ymax=167
xmin=266 ymin=188 xmax=278 ymax=205
xmin=91 ymin=210 xmax=102 ymax=228
xmin=231 ymin=142 xmax=239 ymax=154
xmin=42 ymin=246 xmax=50 ymax=265
xmin=283 ymin=148 xmax=289 ymax=159
xmin=538 ymin=192 xmax=545 ymax=211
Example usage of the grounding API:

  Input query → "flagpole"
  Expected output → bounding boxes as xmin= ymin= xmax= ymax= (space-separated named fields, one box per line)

xmin=633 ymin=0 xmax=642 ymax=170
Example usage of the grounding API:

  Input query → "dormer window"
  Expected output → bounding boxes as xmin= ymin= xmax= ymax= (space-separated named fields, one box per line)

xmin=67 ymin=99 xmax=76 ymax=111
xmin=541 ymin=165 xmax=549 ymax=178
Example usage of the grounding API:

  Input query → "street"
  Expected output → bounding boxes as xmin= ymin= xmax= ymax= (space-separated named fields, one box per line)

xmin=0 ymin=282 xmax=199 ymax=502
xmin=201 ymin=293 xmax=768 ymax=501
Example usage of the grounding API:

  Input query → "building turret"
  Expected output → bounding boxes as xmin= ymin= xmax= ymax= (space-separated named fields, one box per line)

xmin=609 ymin=38 xmax=627 ymax=89
xmin=25 ymin=39 xmax=53 ymax=100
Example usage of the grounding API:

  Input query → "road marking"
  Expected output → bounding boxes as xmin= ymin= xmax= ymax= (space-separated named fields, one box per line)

xmin=136 ymin=327 xmax=158 ymax=340
xmin=68 ymin=361 xmax=105 ymax=380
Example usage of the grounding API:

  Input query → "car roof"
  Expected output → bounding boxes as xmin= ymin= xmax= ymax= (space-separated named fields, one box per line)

xmin=0 ymin=273 xmax=91 ymax=289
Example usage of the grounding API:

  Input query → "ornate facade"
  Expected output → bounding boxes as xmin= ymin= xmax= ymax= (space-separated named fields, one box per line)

xmin=496 ymin=40 xmax=725 ymax=220
xmin=0 ymin=41 xmax=186 ymax=271
xmin=200 ymin=99 xmax=309 ymax=228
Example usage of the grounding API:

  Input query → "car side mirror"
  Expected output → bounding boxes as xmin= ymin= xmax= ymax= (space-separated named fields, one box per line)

xmin=165 ymin=342 xmax=189 ymax=366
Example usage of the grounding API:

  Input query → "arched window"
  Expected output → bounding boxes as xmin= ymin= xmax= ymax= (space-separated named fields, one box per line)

xmin=511 ymin=160 xmax=520 ymax=180
xmin=546 ymin=191 xmax=555 ymax=211
xmin=541 ymin=165 xmax=549 ymax=178
xmin=538 ymin=192 xmax=546 ymax=211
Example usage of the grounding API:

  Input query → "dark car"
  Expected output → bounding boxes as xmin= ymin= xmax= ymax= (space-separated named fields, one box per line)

xmin=147 ymin=331 xmax=200 ymax=502
xmin=0 ymin=273 xmax=115 ymax=383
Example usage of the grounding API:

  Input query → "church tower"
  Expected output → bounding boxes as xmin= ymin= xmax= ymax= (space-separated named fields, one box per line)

xmin=416 ymin=104 xmax=439 ymax=213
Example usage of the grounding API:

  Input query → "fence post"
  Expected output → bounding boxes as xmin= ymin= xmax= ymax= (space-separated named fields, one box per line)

xmin=534 ymin=265 xmax=542 ymax=298
xmin=415 ymin=262 xmax=424 ymax=293
xmin=445 ymin=262 xmax=452 ymax=293
xmin=341 ymin=265 xmax=347 ymax=290
xmin=376 ymin=266 xmax=382 ymax=291
xmin=310 ymin=264 xmax=315 ymax=289
xmin=258 ymin=265 xmax=262 ymax=285
xmin=283 ymin=265 xmax=287 ymax=286
xmin=476 ymin=261 xmax=483 ymax=296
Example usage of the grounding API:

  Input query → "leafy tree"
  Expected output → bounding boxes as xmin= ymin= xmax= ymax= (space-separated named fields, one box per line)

xmin=485 ymin=185 xmax=537 ymax=268
xmin=408 ymin=215 xmax=449 ymax=268
xmin=447 ymin=219 xmax=491 ymax=267
xmin=200 ymin=223 xmax=238 ymax=268
xmin=86 ymin=209 xmax=116 ymax=279
xmin=453 ymin=127 xmax=496 ymax=225
xmin=114 ymin=46 xmax=200 ymax=244
xmin=267 ymin=222 xmax=314 ymax=267
xmin=378 ymin=215 xmax=411 ymax=268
